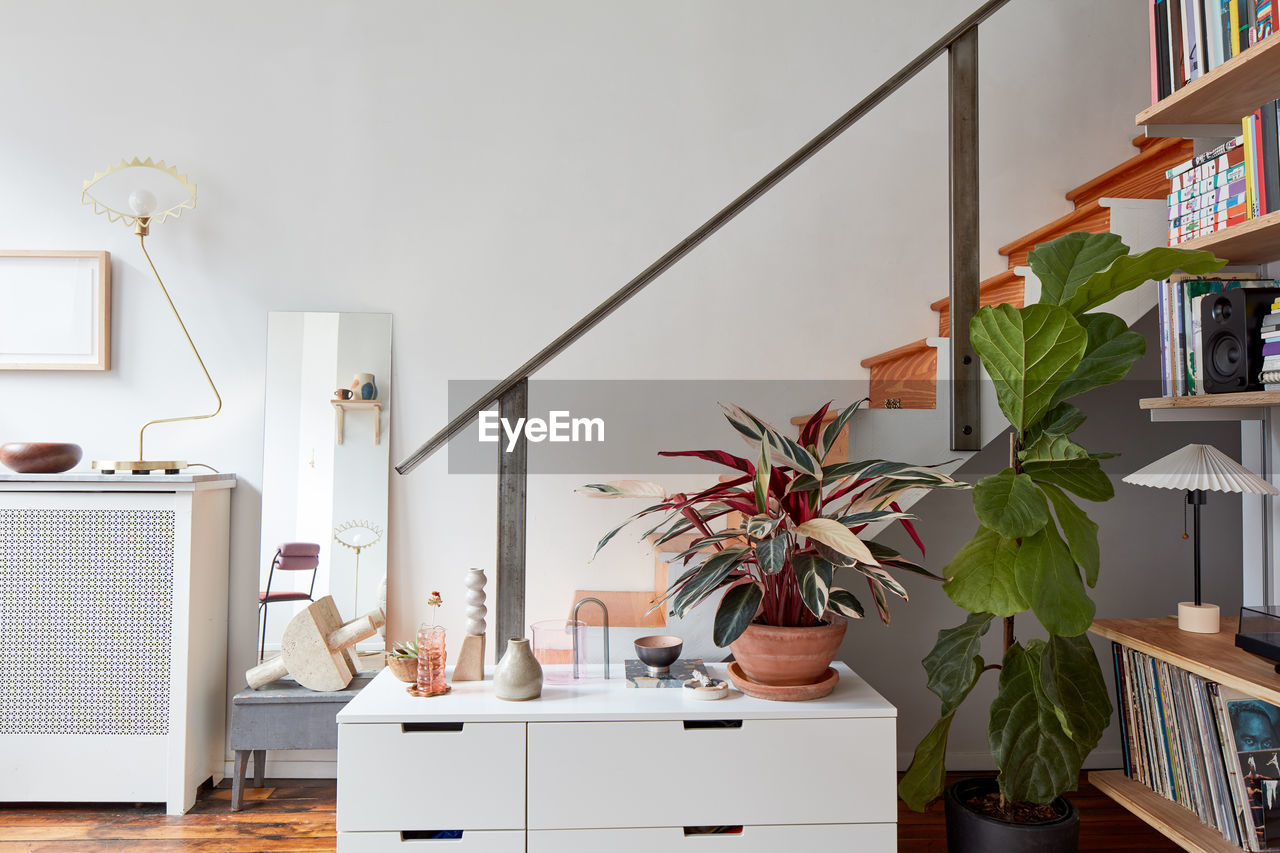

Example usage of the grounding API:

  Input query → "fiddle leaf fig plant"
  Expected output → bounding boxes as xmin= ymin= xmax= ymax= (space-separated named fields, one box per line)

xmin=899 ymin=231 xmax=1224 ymax=812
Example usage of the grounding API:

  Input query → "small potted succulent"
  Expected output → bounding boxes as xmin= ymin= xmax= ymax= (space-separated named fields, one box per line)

xmin=899 ymin=231 xmax=1224 ymax=852
xmin=583 ymin=400 xmax=965 ymax=696
xmin=385 ymin=640 xmax=418 ymax=683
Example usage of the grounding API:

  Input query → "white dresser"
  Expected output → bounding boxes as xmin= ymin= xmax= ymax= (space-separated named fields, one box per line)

xmin=0 ymin=473 xmax=235 ymax=814
xmin=337 ymin=663 xmax=897 ymax=851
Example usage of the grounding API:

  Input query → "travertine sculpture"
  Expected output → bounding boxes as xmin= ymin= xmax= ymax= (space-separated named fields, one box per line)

xmin=246 ymin=595 xmax=385 ymax=691
xmin=452 ymin=568 xmax=487 ymax=682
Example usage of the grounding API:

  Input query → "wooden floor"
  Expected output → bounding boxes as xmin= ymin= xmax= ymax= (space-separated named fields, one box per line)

xmin=0 ymin=774 xmax=1182 ymax=851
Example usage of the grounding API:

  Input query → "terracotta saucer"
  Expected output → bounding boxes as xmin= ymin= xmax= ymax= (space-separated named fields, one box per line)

xmin=726 ymin=661 xmax=839 ymax=701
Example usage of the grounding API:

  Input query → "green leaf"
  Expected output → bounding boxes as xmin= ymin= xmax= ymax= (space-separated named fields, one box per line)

xmin=1024 ymin=454 xmax=1114 ymax=502
xmin=924 ymin=612 xmax=995 ymax=715
xmin=1062 ymin=245 xmax=1226 ymax=315
xmin=754 ymin=442 xmax=771 ymax=514
xmin=671 ymin=547 xmax=748 ymax=617
xmin=943 ymin=526 xmax=1028 ymax=617
xmin=592 ymin=502 xmax=669 ymax=558
xmin=795 ymin=517 xmax=876 ymax=564
xmin=1041 ymin=633 xmax=1112 ymax=752
xmin=1050 ymin=312 xmax=1146 ymax=406
xmin=989 ymin=641 xmax=1083 ymax=804
xmin=1020 ymin=433 xmax=1089 ymax=463
xmin=754 ymin=535 xmax=788 ymax=575
xmin=794 ymin=553 xmax=834 ymax=618
xmin=899 ymin=713 xmax=958 ymax=812
xmin=969 ymin=303 xmax=1088 ymax=432
xmin=827 ymin=587 xmax=865 ymax=619
xmin=1029 ymin=402 xmax=1087 ymax=444
xmin=1014 ymin=524 xmax=1094 ymax=636
xmin=973 ymin=468 xmax=1051 ymax=539
xmin=820 ymin=399 xmax=866 ymax=463
xmin=866 ymin=540 xmax=944 ymax=581
xmin=713 ymin=581 xmax=763 ymax=646
xmin=1040 ymin=482 xmax=1100 ymax=586
xmin=1030 ymin=231 xmax=1129 ymax=309
xmin=746 ymin=514 xmax=779 ymax=540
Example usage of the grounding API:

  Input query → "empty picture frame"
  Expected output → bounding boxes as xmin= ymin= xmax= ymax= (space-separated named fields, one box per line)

xmin=0 ymin=251 xmax=110 ymax=370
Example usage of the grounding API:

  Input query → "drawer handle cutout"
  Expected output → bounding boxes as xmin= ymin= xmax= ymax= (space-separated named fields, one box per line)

xmin=401 ymin=722 xmax=464 ymax=733
xmin=683 ymin=719 xmax=743 ymax=730
xmin=401 ymin=830 xmax=464 ymax=840
xmin=684 ymin=826 xmax=744 ymax=835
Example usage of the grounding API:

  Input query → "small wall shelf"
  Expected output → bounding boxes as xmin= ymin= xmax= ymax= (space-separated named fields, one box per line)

xmin=331 ymin=400 xmax=382 ymax=445
xmin=1137 ymin=34 xmax=1280 ymax=129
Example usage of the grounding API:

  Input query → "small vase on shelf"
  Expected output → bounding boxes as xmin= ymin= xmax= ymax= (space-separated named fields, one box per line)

xmin=415 ymin=624 xmax=447 ymax=697
xmin=493 ymin=637 xmax=542 ymax=701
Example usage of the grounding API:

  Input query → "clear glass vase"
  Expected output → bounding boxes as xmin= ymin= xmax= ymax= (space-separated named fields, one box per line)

xmin=416 ymin=624 xmax=447 ymax=696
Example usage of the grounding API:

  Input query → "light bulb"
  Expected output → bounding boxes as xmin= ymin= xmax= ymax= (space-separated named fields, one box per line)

xmin=128 ymin=189 xmax=157 ymax=217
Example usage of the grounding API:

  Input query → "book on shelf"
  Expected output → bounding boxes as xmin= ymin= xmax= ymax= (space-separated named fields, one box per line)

xmin=1157 ymin=275 xmax=1276 ymax=396
xmin=1150 ymin=0 xmax=1278 ymax=103
xmin=1111 ymin=641 xmax=1280 ymax=849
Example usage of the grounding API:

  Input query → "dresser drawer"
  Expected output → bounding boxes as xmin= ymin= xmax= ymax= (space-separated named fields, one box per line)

xmin=339 ymin=830 xmax=524 ymax=852
xmin=527 ymin=716 xmax=894 ymax=829
xmin=338 ymin=722 xmax=524 ymax=831
xmin=528 ymin=824 xmax=896 ymax=852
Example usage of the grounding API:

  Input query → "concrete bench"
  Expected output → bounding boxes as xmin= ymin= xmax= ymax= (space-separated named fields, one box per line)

xmin=228 ymin=673 xmax=373 ymax=810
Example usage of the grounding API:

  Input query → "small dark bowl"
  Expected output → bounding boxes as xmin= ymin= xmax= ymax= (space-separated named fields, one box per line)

xmin=0 ymin=442 xmax=82 ymax=474
xmin=334 ymin=388 xmax=353 ymax=400
xmin=634 ymin=635 xmax=683 ymax=674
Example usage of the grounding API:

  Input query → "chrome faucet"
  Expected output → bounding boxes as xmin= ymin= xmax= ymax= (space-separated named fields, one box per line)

xmin=571 ymin=596 xmax=610 ymax=680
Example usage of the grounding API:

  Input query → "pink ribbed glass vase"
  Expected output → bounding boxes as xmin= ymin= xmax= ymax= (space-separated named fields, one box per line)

xmin=416 ymin=625 xmax=447 ymax=696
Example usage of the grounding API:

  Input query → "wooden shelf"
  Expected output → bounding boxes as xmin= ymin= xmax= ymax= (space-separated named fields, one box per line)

xmin=330 ymin=399 xmax=382 ymax=445
xmin=1137 ymin=35 xmax=1280 ymax=128
xmin=1089 ymin=770 xmax=1240 ymax=853
xmin=1090 ymin=617 xmax=1280 ymax=706
xmin=1139 ymin=390 xmax=1280 ymax=410
xmin=1165 ymin=209 xmax=1280 ymax=265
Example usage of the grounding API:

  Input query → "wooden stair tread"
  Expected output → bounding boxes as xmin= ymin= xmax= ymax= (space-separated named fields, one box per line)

xmin=998 ymin=200 xmax=1111 ymax=269
xmin=1131 ymin=133 xmax=1161 ymax=150
xmin=930 ymin=270 xmax=1025 ymax=338
xmin=1066 ymin=137 xmax=1192 ymax=207
xmin=859 ymin=338 xmax=934 ymax=369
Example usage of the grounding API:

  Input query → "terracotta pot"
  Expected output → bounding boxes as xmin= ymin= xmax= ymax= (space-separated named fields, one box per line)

xmin=729 ymin=619 xmax=847 ymax=686
xmin=386 ymin=655 xmax=417 ymax=683
xmin=0 ymin=442 xmax=82 ymax=474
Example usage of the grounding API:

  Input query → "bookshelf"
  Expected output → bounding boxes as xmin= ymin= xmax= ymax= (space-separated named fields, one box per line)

xmin=1139 ymin=391 xmax=1280 ymax=411
xmin=1088 ymin=617 xmax=1280 ymax=852
xmin=1138 ymin=34 xmax=1280 ymax=128
xmin=1170 ymin=210 xmax=1280 ymax=264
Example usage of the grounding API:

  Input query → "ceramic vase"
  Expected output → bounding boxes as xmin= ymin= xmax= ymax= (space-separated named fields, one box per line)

xmin=416 ymin=625 xmax=447 ymax=696
xmin=493 ymin=637 xmax=542 ymax=701
xmin=353 ymin=372 xmax=377 ymax=401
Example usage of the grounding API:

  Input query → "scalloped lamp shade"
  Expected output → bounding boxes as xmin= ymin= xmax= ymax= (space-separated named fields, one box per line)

xmin=1123 ymin=443 xmax=1278 ymax=495
xmin=1123 ymin=444 xmax=1275 ymax=634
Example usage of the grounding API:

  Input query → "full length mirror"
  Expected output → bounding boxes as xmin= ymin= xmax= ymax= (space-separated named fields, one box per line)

xmin=258 ymin=312 xmax=392 ymax=656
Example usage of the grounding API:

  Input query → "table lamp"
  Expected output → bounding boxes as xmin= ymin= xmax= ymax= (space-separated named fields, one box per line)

xmin=81 ymin=158 xmax=218 ymax=474
xmin=1123 ymin=443 xmax=1277 ymax=633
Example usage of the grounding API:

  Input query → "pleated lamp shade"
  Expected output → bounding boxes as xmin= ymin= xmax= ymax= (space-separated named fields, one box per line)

xmin=1123 ymin=444 xmax=1278 ymax=495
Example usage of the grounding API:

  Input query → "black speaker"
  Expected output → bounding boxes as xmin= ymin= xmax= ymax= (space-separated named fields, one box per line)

xmin=1201 ymin=287 xmax=1280 ymax=393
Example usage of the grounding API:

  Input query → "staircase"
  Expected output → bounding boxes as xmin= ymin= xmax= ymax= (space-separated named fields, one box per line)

xmin=860 ymin=135 xmax=1192 ymax=412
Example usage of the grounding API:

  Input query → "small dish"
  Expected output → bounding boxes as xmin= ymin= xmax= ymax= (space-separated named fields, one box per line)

xmin=633 ymin=635 xmax=683 ymax=675
xmin=683 ymin=677 xmax=729 ymax=700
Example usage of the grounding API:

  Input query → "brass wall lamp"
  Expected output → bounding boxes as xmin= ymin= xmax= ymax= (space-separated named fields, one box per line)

xmin=82 ymin=158 xmax=219 ymax=474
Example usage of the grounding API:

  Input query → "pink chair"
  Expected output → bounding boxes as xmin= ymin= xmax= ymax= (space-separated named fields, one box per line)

xmin=258 ymin=542 xmax=321 ymax=662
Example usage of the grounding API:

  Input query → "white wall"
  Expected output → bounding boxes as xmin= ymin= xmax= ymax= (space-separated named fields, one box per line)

xmin=0 ymin=0 xmax=1149 ymax=776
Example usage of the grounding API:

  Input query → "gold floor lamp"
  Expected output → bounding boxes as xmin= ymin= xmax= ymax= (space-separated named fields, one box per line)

xmin=81 ymin=157 xmax=219 ymax=474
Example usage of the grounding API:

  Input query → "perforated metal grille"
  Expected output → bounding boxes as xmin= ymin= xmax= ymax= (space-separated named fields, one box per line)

xmin=0 ymin=509 xmax=175 ymax=735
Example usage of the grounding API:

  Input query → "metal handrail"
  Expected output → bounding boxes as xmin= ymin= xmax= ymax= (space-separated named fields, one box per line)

xmin=395 ymin=0 xmax=1010 ymax=474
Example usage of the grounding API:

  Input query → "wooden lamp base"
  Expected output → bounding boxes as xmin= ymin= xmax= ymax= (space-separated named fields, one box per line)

xmin=1178 ymin=602 xmax=1220 ymax=634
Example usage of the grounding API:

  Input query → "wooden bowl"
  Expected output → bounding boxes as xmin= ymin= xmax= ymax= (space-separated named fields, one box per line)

xmin=386 ymin=655 xmax=418 ymax=683
xmin=0 ymin=442 xmax=82 ymax=474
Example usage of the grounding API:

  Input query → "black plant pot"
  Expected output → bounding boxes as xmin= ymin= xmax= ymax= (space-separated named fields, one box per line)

xmin=944 ymin=777 xmax=1080 ymax=853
